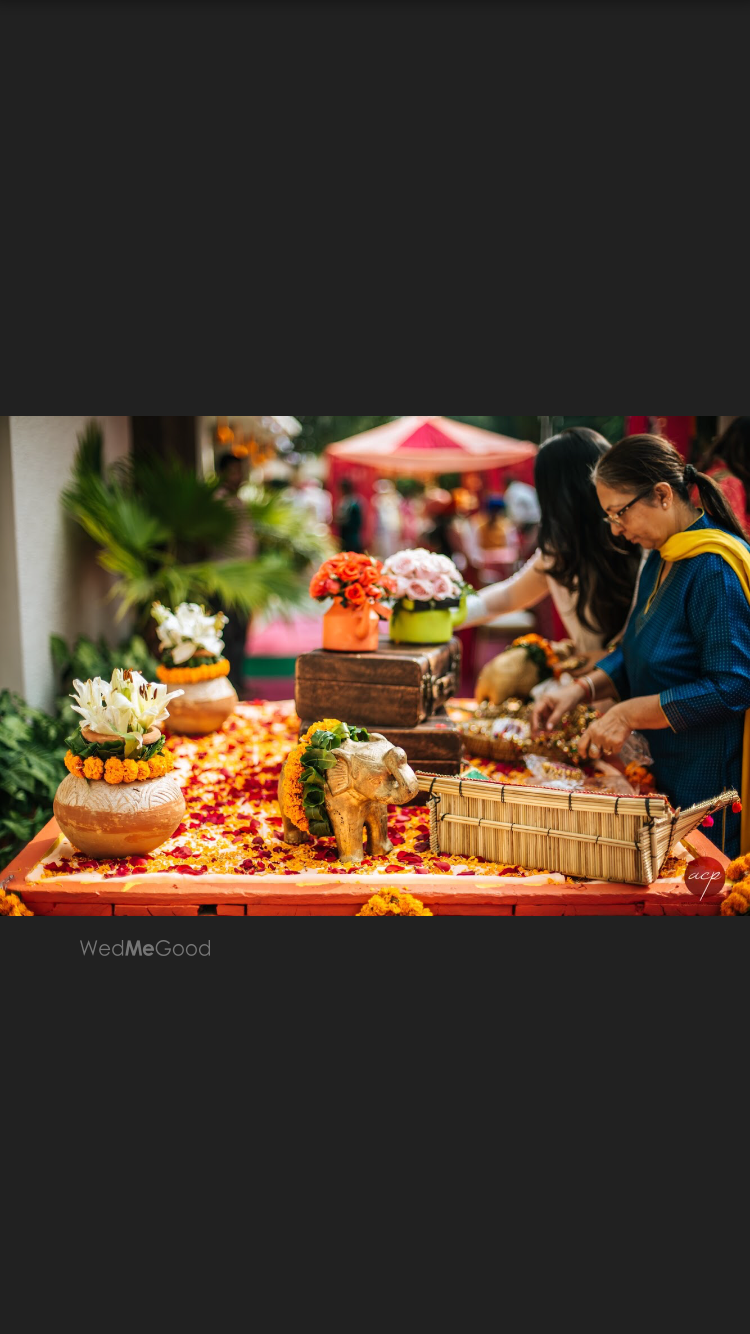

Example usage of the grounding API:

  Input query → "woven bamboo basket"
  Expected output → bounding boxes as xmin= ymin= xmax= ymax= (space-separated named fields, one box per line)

xmin=416 ymin=773 xmax=739 ymax=885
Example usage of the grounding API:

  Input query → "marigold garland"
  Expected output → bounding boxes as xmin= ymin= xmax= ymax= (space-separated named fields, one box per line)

xmin=281 ymin=719 xmax=370 ymax=837
xmin=721 ymin=891 xmax=750 ymax=917
xmin=357 ymin=889 xmax=433 ymax=917
xmin=727 ymin=852 xmax=750 ymax=882
xmin=511 ymin=634 xmax=561 ymax=680
xmin=0 ymin=886 xmax=33 ymax=916
xmin=64 ymin=748 xmax=174 ymax=784
xmin=157 ymin=659 xmax=231 ymax=685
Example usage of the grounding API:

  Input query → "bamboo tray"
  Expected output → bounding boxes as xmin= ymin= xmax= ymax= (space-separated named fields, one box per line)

xmin=416 ymin=772 xmax=739 ymax=885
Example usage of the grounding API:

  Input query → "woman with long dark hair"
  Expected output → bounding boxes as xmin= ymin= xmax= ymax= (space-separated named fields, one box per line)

xmin=699 ymin=416 xmax=750 ymax=536
xmin=533 ymin=433 xmax=750 ymax=858
xmin=464 ymin=428 xmax=642 ymax=664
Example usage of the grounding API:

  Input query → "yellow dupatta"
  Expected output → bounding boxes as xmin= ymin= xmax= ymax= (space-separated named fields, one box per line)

xmin=658 ymin=527 xmax=750 ymax=851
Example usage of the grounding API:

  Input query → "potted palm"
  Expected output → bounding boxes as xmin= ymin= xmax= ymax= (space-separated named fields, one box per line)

xmin=54 ymin=669 xmax=186 ymax=858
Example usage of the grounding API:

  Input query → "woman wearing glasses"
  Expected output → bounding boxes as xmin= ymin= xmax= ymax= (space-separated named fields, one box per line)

xmin=464 ymin=429 xmax=642 ymax=683
xmin=533 ymin=433 xmax=750 ymax=857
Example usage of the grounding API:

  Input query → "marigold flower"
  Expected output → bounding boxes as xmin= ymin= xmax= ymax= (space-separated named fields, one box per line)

xmin=727 ymin=852 xmax=750 ymax=882
xmin=137 ymin=760 xmax=151 ymax=781
xmin=148 ymin=755 xmax=167 ymax=778
xmin=732 ymin=878 xmax=750 ymax=905
xmin=721 ymin=892 xmax=749 ymax=916
xmin=122 ymin=759 xmax=139 ymax=783
xmin=82 ymin=756 xmax=104 ymax=780
xmin=104 ymin=757 xmax=124 ymax=785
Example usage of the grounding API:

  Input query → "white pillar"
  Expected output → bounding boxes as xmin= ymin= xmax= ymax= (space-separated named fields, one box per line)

xmin=0 ymin=416 xmax=132 ymax=713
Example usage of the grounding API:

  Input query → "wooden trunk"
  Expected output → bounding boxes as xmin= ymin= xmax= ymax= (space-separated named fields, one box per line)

xmin=295 ymin=640 xmax=462 ymax=730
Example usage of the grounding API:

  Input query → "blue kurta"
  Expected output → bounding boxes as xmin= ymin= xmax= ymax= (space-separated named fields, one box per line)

xmin=597 ymin=512 xmax=750 ymax=858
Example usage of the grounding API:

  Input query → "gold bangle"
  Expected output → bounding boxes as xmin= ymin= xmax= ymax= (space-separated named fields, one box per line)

xmin=581 ymin=675 xmax=596 ymax=703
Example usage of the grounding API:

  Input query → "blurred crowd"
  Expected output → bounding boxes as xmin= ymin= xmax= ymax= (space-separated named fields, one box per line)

xmin=234 ymin=461 xmax=543 ymax=589
xmin=328 ymin=474 xmax=543 ymax=590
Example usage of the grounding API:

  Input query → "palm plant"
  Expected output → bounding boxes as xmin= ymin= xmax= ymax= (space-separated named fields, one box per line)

xmin=62 ymin=422 xmax=334 ymax=637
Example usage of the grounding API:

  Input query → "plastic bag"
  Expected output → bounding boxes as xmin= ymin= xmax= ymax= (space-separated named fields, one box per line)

xmin=525 ymin=754 xmax=585 ymax=792
xmin=616 ymin=731 xmax=654 ymax=768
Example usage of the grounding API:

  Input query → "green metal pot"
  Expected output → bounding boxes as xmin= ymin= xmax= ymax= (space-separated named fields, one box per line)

xmin=389 ymin=594 xmax=467 ymax=645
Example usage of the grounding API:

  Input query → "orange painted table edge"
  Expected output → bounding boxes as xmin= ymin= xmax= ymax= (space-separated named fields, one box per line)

xmin=0 ymin=820 xmax=731 ymax=916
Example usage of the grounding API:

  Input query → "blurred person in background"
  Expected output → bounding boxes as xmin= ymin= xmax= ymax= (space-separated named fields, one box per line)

xmin=503 ymin=470 xmax=542 ymax=564
xmin=334 ymin=477 xmax=364 ymax=553
xmin=698 ymin=416 xmax=750 ymax=536
xmin=289 ymin=470 xmax=333 ymax=527
xmin=462 ymin=429 xmax=643 ymax=667
xmin=473 ymin=495 xmax=514 ymax=552
xmin=396 ymin=479 xmax=426 ymax=546
xmin=371 ymin=478 xmax=403 ymax=560
xmin=214 ymin=451 xmax=258 ymax=690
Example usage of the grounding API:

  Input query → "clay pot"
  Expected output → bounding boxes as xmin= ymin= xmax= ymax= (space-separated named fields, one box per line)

xmin=54 ymin=726 xmax=185 ymax=859
xmin=164 ymin=678 xmax=238 ymax=736
xmin=323 ymin=598 xmax=380 ymax=652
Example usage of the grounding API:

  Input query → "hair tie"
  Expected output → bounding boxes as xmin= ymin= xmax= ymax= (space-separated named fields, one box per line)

xmin=684 ymin=464 xmax=698 ymax=486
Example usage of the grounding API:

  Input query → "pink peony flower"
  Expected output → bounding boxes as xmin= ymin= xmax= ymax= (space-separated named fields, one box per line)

xmin=432 ymin=575 xmax=457 ymax=601
xmin=406 ymin=580 xmax=434 ymax=601
xmin=386 ymin=552 xmax=419 ymax=578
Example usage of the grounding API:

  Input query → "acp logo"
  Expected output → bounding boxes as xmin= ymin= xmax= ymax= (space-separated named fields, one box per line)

xmin=684 ymin=857 xmax=726 ymax=900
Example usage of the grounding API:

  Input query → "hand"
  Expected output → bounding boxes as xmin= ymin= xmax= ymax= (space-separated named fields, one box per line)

xmin=531 ymin=682 xmax=586 ymax=733
xmin=577 ymin=704 xmax=635 ymax=762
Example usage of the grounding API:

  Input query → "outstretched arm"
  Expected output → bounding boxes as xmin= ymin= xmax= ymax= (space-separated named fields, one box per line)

xmin=462 ymin=551 xmax=550 ymax=627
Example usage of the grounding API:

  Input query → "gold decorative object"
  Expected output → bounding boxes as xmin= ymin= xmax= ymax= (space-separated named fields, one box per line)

xmin=461 ymin=698 xmax=598 ymax=768
xmin=279 ymin=732 xmax=419 ymax=865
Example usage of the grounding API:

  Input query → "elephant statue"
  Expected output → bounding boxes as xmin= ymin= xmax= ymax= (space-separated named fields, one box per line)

xmin=279 ymin=733 xmax=420 ymax=865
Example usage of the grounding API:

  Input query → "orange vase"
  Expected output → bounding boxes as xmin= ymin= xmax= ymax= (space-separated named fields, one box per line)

xmin=323 ymin=598 xmax=381 ymax=652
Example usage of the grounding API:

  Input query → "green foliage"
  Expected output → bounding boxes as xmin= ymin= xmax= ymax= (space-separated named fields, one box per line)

xmin=0 ymin=691 xmax=67 ymax=866
xmin=292 ymin=416 xmax=397 ymax=456
xmin=51 ymin=632 xmax=159 ymax=731
xmin=61 ymin=423 xmax=328 ymax=630
xmin=66 ymin=727 xmax=165 ymax=765
xmin=298 ymin=721 xmax=370 ymax=837
xmin=243 ymin=486 xmax=335 ymax=571
xmin=556 ymin=416 xmax=626 ymax=444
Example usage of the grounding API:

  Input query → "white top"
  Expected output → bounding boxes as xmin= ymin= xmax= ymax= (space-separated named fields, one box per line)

xmin=463 ymin=548 xmax=645 ymax=658
xmin=504 ymin=482 xmax=541 ymax=526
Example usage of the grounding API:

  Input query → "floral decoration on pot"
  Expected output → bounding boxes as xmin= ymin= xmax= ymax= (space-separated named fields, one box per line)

xmin=381 ymin=550 xmax=472 ymax=645
xmin=310 ymin=554 xmax=396 ymax=652
xmin=152 ymin=602 xmax=238 ymax=733
xmin=54 ymin=669 xmax=187 ymax=858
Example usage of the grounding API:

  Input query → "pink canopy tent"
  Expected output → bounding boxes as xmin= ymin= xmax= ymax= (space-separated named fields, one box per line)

xmin=325 ymin=415 xmax=537 ymax=475
xmin=325 ymin=417 xmax=538 ymax=547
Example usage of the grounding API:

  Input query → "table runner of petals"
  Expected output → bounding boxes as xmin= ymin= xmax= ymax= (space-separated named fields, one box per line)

xmin=35 ymin=701 xmax=569 ymax=883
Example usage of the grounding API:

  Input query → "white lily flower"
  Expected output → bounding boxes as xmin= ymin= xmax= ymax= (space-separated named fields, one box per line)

xmin=152 ymin=601 xmax=228 ymax=661
xmin=71 ymin=670 xmax=184 ymax=741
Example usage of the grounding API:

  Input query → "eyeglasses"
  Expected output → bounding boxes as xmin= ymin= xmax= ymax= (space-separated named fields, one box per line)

xmin=601 ymin=485 xmax=654 ymax=528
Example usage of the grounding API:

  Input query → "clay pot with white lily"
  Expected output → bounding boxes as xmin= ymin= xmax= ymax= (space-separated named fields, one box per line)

xmin=53 ymin=670 xmax=186 ymax=859
xmin=152 ymin=601 xmax=239 ymax=736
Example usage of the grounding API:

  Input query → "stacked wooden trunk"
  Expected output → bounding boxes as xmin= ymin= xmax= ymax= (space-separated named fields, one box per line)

xmin=296 ymin=641 xmax=464 ymax=796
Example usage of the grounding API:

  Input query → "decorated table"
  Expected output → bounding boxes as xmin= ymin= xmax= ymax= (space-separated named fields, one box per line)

xmin=0 ymin=701 xmax=732 ymax=916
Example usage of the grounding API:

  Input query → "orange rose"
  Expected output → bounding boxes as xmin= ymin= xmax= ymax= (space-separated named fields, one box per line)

xmin=345 ymin=583 xmax=367 ymax=605
xmin=339 ymin=562 xmax=364 ymax=582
